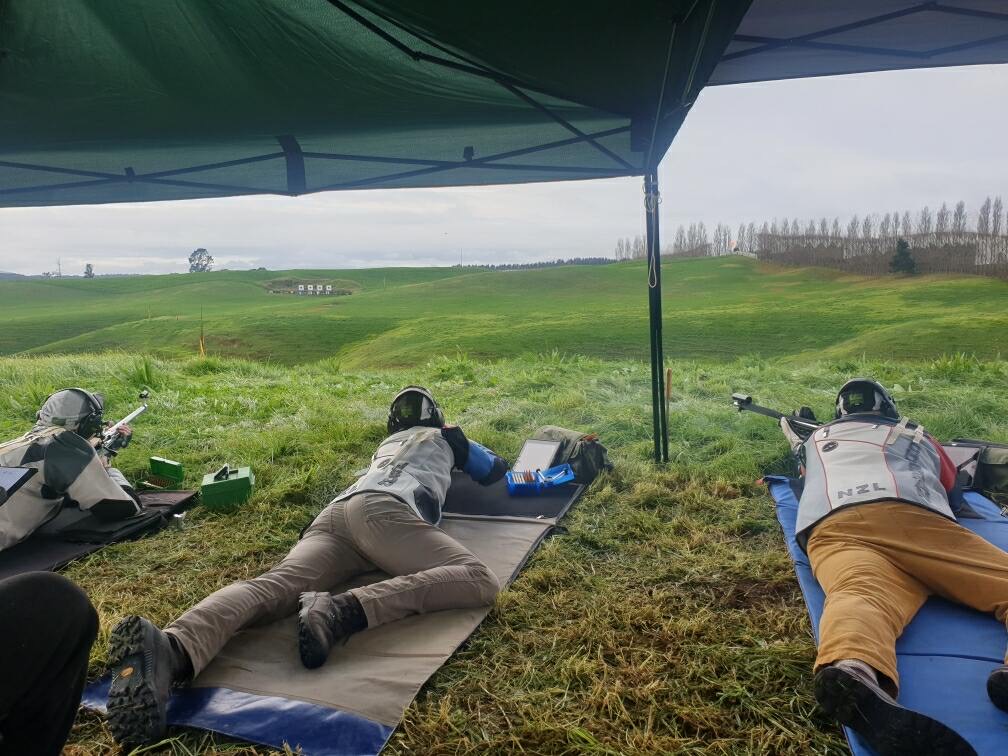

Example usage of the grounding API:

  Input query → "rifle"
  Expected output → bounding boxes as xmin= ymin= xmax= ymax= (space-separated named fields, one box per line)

xmin=99 ymin=390 xmax=149 ymax=459
xmin=731 ymin=392 xmax=821 ymax=440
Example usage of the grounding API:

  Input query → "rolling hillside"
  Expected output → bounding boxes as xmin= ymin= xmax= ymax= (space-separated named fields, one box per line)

xmin=3 ymin=257 xmax=1008 ymax=365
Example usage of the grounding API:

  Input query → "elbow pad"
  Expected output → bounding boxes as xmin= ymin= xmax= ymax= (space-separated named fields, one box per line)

xmin=465 ymin=441 xmax=508 ymax=486
xmin=440 ymin=427 xmax=507 ymax=485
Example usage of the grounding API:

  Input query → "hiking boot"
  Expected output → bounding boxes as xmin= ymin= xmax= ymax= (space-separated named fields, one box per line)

xmin=987 ymin=665 xmax=1008 ymax=712
xmin=298 ymin=591 xmax=367 ymax=669
xmin=106 ymin=616 xmax=186 ymax=749
xmin=814 ymin=661 xmax=976 ymax=756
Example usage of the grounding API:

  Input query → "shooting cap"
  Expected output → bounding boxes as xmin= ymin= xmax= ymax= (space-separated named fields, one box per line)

xmin=387 ymin=386 xmax=445 ymax=434
xmin=36 ymin=388 xmax=105 ymax=436
xmin=835 ymin=378 xmax=898 ymax=420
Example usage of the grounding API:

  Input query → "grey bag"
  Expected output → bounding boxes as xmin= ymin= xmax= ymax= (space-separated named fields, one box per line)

xmin=531 ymin=426 xmax=613 ymax=485
xmin=948 ymin=439 xmax=1008 ymax=505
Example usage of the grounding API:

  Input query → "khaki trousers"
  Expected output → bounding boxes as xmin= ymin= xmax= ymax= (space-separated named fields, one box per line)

xmin=166 ymin=491 xmax=500 ymax=675
xmin=807 ymin=501 xmax=1008 ymax=694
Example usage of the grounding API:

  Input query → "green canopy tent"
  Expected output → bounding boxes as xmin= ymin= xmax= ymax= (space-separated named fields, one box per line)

xmin=2 ymin=0 xmax=1007 ymax=461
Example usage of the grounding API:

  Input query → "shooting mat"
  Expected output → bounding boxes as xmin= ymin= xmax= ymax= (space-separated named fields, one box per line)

xmin=84 ymin=480 xmax=584 ymax=755
xmin=0 ymin=490 xmax=196 ymax=580
xmin=768 ymin=476 xmax=1008 ymax=756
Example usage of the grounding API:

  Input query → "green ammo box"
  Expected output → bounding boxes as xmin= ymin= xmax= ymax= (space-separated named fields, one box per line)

xmin=139 ymin=457 xmax=185 ymax=490
xmin=200 ymin=465 xmax=255 ymax=513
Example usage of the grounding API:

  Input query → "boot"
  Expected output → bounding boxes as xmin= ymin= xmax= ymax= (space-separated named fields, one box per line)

xmin=106 ymin=616 xmax=191 ymax=749
xmin=987 ymin=665 xmax=1008 ymax=712
xmin=298 ymin=591 xmax=367 ymax=669
xmin=814 ymin=661 xmax=976 ymax=756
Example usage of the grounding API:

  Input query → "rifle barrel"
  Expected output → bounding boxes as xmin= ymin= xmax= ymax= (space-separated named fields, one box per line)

xmin=733 ymin=397 xmax=820 ymax=431
xmin=104 ymin=404 xmax=148 ymax=439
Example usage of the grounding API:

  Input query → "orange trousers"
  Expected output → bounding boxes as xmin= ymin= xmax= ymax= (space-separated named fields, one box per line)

xmin=807 ymin=501 xmax=1008 ymax=694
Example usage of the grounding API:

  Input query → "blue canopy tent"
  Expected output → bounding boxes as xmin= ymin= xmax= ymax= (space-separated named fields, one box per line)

xmin=1 ymin=1 xmax=1007 ymax=461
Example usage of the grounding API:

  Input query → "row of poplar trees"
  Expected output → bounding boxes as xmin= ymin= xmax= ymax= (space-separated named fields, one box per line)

xmin=616 ymin=196 xmax=1008 ymax=278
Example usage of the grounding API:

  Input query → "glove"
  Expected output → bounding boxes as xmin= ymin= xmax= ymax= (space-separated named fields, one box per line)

xmin=779 ymin=416 xmax=804 ymax=455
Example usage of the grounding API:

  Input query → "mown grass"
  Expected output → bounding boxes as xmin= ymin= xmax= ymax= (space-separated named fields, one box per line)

xmin=2 ymin=349 xmax=996 ymax=755
xmin=4 ymin=258 xmax=1008 ymax=366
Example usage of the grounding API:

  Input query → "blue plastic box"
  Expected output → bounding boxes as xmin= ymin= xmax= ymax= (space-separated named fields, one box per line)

xmin=505 ymin=463 xmax=575 ymax=496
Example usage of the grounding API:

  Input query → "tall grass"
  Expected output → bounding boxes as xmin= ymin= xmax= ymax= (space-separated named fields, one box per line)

xmin=29 ymin=350 xmax=1003 ymax=755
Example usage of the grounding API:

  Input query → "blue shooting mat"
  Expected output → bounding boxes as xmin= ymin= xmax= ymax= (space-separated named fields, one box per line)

xmin=767 ymin=476 xmax=1008 ymax=756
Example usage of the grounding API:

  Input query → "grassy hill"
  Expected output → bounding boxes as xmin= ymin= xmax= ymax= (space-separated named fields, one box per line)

xmin=3 ymin=259 xmax=1007 ymax=753
xmin=6 ymin=258 xmax=1008 ymax=366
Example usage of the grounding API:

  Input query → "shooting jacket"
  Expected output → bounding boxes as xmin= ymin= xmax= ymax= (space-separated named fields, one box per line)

xmin=332 ymin=426 xmax=456 ymax=525
xmin=0 ymin=426 xmax=140 ymax=551
xmin=795 ymin=415 xmax=955 ymax=551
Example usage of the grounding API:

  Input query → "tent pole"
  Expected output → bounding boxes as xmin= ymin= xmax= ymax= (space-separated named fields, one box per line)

xmin=644 ymin=171 xmax=668 ymax=463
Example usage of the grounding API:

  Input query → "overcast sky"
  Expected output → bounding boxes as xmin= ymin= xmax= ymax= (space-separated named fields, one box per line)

xmin=3 ymin=64 xmax=1007 ymax=275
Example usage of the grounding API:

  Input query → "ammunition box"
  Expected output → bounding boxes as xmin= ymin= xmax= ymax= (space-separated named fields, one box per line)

xmin=200 ymin=466 xmax=254 ymax=513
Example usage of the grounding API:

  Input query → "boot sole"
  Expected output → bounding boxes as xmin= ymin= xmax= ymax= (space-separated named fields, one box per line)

xmin=107 ymin=615 xmax=168 ymax=748
xmin=815 ymin=666 xmax=976 ymax=756
xmin=297 ymin=615 xmax=329 ymax=669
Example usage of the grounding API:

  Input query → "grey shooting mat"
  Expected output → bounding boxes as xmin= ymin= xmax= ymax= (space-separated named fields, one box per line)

xmin=443 ymin=470 xmax=583 ymax=520
xmin=156 ymin=478 xmax=586 ymax=754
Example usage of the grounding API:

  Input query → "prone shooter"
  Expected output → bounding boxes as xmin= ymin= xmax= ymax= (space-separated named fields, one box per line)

xmin=0 ymin=388 xmax=146 ymax=551
xmin=735 ymin=379 xmax=1008 ymax=756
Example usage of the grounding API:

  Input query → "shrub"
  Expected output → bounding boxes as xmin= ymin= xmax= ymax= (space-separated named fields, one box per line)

xmin=890 ymin=238 xmax=917 ymax=275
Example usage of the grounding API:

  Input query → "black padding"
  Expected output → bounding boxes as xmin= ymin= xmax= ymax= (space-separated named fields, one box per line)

xmin=37 ymin=508 xmax=165 ymax=543
xmin=442 ymin=470 xmax=583 ymax=520
xmin=136 ymin=490 xmax=199 ymax=511
xmin=38 ymin=490 xmax=196 ymax=541
xmin=43 ymin=430 xmax=97 ymax=492
xmin=0 ymin=539 xmax=104 ymax=581
xmin=89 ymin=497 xmax=143 ymax=522
xmin=0 ymin=489 xmax=197 ymax=579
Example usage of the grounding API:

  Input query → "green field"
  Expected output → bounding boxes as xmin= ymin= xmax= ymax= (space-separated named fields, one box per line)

xmin=0 ymin=258 xmax=1004 ymax=754
xmin=7 ymin=257 xmax=1008 ymax=365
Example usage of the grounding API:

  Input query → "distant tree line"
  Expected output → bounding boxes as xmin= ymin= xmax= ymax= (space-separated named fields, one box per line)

xmin=468 ymin=257 xmax=615 ymax=271
xmin=615 ymin=195 xmax=1008 ymax=279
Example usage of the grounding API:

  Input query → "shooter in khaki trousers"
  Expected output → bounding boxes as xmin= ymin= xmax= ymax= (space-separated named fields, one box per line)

xmin=105 ymin=387 xmax=508 ymax=750
xmin=166 ymin=490 xmax=499 ymax=675
xmin=808 ymin=501 xmax=1008 ymax=698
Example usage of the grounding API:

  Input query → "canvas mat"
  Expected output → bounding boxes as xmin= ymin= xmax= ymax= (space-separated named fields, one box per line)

xmin=190 ymin=513 xmax=557 ymax=729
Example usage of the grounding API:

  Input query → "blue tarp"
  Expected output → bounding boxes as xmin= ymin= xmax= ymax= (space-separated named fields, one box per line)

xmin=81 ymin=682 xmax=392 ymax=756
xmin=767 ymin=476 xmax=1008 ymax=756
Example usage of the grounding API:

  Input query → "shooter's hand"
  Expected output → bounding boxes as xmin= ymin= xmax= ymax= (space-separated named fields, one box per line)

xmin=779 ymin=417 xmax=804 ymax=455
xmin=117 ymin=424 xmax=133 ymax=447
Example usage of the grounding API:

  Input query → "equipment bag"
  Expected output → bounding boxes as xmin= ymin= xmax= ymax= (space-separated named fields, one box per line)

xmin=531 ymin=426 xmax=613 ymax=485
xmin=949 ymin=439 xmax=1008 ymax=504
